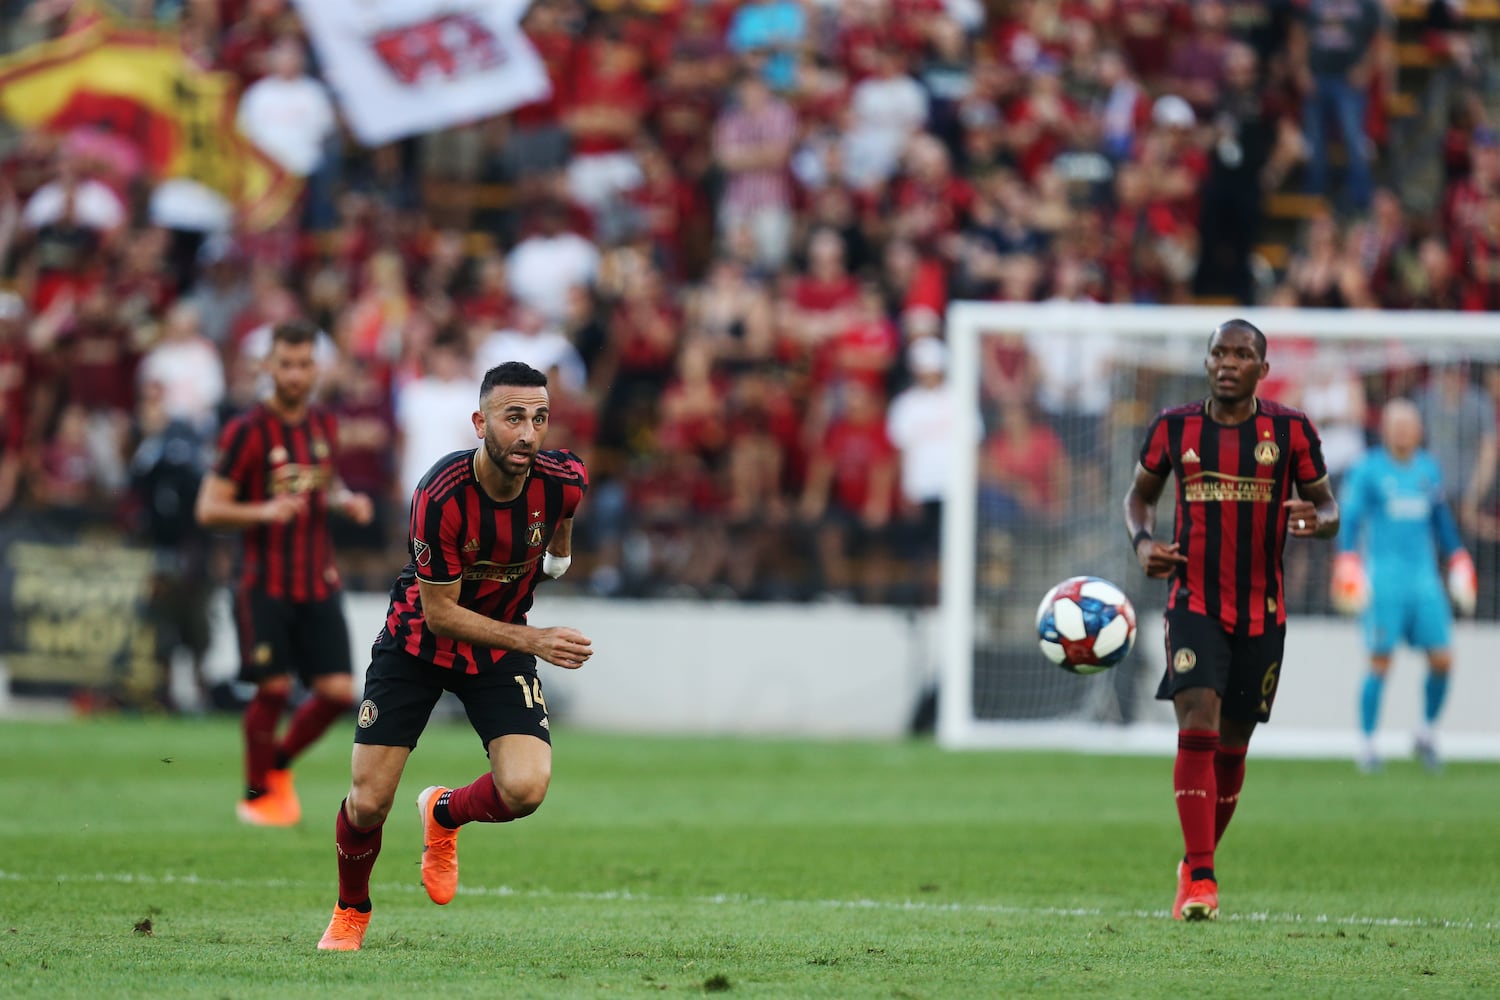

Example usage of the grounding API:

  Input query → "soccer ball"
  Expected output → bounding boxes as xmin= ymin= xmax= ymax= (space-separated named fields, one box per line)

xmin=1035 ymin=576 xmax=1137 ymax=674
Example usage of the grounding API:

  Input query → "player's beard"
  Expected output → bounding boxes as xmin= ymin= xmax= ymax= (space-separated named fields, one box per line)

xmin=272 ymin=379 xmax=310 ymax=411
xmin=484 ymin=432 xmax=534 ymax=478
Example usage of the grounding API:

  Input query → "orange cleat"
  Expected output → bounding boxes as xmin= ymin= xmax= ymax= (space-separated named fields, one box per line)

xmin=236 ymin=793 xmax=295 ymax=827
xmin=1180 ymin=879 xmax=1219 ymax=922
xmin=316 ymin=904 xmax=371 ymax=951
xmin=266 ymin=768 xmax=301 ymax=825
xmin=1172 ymin=861 xmax=1192 ymax=920
xmin=418 ymin=785 xmax=459 ymax=905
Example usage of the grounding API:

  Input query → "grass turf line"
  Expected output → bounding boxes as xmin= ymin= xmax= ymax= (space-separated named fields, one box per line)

xmin=0 ymin=717 xmax=1496 ymax=998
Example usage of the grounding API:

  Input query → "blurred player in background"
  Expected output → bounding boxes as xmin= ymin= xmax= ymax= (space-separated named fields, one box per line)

xmin=318 ymin=361 xmax=592 ymax=952
xmin=1124 ymin=320 xmax=1339 ymax=922
xmin=1331 ymin=399 xmax=1476 ymax=774
xmin=196 ymin=320 xmax=374 ymax=826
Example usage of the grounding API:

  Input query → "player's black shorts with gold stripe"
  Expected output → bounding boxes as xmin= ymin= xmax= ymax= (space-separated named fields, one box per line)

xmin=235 ymin=589 xmax=352 ymax=684
xmin=1156 ymin=607 xmax=1286 ymax=724
xmin=354 ymin=646 xmax=551 ymax=750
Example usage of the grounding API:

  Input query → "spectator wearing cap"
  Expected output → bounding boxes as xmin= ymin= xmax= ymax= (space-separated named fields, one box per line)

xmin=1289 ymin=0 xmax=1385 ymax=216
xmin=885 ymin=335 xmax=966 ymax=603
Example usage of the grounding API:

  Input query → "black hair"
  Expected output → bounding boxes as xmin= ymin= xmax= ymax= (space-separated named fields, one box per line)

xmin=271 ymin=318 xmax=318 ymax=347
xmin=1210 ymin=318 xmax=1267 ymax=360
xmin=479 ymin=361 xmax=548 ymax=405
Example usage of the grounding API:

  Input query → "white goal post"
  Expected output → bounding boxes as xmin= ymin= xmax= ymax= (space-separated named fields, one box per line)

xmin=938 ymin=302 xmax=1500 ymax=759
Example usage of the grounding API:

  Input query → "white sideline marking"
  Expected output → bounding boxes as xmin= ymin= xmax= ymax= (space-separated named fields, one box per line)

xmin=0 ymin=870 xmax=1491 ymax=931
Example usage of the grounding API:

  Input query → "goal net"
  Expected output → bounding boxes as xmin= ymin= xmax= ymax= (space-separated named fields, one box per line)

xmin=937 ymin=303 xmax=1500 ymax=758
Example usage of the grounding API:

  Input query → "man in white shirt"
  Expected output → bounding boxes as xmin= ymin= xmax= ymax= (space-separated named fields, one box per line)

xmin=236 ymin=38 xmax=337 ymax=177
xmin=885 ymin=336 xmax=968 ymax=603
xmin=395 ymin=336 xmax=484 ymax=504
xmin=505 ymin=204 xmax=600 ymax=325
xmin=473 ymin=304 xmax=587 ymax=396
xmin=138 ymin=301 xmax=226 ymax=437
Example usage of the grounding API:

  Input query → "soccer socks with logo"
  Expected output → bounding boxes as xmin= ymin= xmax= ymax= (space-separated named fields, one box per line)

xmin=1213 ymin=744 xmax=1248 ymax=846
xmin=1360 ymin=673 xmax=1386 ymax=738
xmin=335 ymin=800 xmax=382 ymax=910
xmin=435 ymin=774 xmax=515 ymax=828
xmin=243 ymin=688 xmax=289 ymax=797
xmin=1423 ymin=672 xmax=1450 ymax=730
xmin=1174 ymin=730 xmax=1219 ymax=879
xmin=277 ymin=695 xmax=353 ymax=770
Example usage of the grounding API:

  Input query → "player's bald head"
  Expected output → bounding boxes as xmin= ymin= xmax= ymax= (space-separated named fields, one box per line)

xmin=1208 ymin=319 xmax=1267 ymax=359
xmin=1381 ymin=398 xmax=1423 ymax=456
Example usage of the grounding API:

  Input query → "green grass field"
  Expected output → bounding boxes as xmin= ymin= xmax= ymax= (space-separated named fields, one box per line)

xmin=1 ymin=716 xmax=1496 ymax=998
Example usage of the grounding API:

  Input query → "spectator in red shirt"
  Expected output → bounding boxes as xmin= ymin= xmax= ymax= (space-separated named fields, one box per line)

xmin=778 ymin=227 xmax=861 ymax=366
xmin=798 ymin=378 xmax=898 ymax=602
xmin=563 ymin=16 xmax=650 ymax=237
xmin=1165 ymin=0 xmax=1233 ymax=117
xmin=0 ymin=292 xmax=29 ymax=512
xmin=1443 ymin=127 xmax=1500 ymax=245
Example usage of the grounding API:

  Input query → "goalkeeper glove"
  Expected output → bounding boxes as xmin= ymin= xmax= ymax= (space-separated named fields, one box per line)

xmin=1330 ymin=551 xmax=1368 ymax=615
xmin=543 ymin=552 xmax=572 ymax=579
xmin=1447 ymin=550 xmax=1477 ymax=616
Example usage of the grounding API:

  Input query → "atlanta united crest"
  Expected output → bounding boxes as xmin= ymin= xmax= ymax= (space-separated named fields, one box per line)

xmin=527 ymin=516 xmax=545 ymax=547
xmin=1173 ymin=648 xmax=1197 ymax=673
xmin=357 ymin=700 xmax=378 ymax=728
xmin=1254 ymin=439 xmax=1279 ymax=465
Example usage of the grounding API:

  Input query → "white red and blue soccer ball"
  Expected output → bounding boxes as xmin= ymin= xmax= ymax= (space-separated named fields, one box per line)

xmin=1035 ymin=576 xmax=1137 ymax=674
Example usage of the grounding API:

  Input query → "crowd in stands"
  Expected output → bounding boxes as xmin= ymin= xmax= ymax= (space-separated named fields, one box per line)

xmin=1 ymin=0 xmax=1499 ymax=612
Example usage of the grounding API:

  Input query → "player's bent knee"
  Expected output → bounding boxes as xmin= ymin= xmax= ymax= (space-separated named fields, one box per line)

xmin=497 ymin=772 xmax=551 ymax=817
xmin=345 ymin=783 xmax=396 ymax=827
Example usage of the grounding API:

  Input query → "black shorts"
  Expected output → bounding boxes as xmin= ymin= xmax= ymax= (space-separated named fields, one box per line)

xmin=234 ymin=589 xmax=353 ymax=684
xmin=1156 ymin=608 xmax=1287 ymax=724
xmin=354 ymin=645 xmax=551 ymax=750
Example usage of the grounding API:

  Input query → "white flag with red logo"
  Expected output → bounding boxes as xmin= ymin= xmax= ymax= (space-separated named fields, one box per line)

xmin=291 ymin=0 xmax=551 ymax=146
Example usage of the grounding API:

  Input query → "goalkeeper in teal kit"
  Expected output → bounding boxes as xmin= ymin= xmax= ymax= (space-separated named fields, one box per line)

xmin=1331 ymin=400 xmax=1476 ymax=773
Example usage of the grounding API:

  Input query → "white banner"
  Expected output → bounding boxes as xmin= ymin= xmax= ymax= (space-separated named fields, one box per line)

xmin=291 ymin=0 xmax=551 ymax=146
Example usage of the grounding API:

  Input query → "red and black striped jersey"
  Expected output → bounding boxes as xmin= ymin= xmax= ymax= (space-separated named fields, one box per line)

xmin=213 ymin=403 xmax=342 ymax=601
xmin=1137 ymin=398 xmax=1329 ymax=636
xmin=379 ymin=448 xmax=589 ymax=673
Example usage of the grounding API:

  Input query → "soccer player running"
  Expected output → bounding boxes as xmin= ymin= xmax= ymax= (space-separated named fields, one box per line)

xmin=1331 ymin=399 xmax=1476 ymax=774
xmin=196 ymin=320 xmax=375 ymax=826
xmin=317 ymin=361 xmax=593 ymax=952
xmin=1124 ymin=320 xmax=1339 ymax=922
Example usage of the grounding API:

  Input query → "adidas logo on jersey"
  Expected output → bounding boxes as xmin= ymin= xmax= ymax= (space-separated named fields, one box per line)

xmin=1182 ymin=448 xmax=1200 ymax=464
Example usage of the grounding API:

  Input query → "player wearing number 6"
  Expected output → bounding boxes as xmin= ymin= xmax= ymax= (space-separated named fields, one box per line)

xmin=1124 ymin=320 xmax=1339 ymax=922
xmin=318 ymin=361 xmax=593 ymax=951
xmin=1332 ymin=399 xmax=1474 ymax=775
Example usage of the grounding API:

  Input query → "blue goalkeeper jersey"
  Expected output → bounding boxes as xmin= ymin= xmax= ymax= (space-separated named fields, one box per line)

xmin=1337 ymin=446 xmax=1462 ymax=583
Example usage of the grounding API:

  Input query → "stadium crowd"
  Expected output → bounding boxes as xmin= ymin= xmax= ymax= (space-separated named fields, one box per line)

xmin=1 ymin=0 xmax=1499 ymax=615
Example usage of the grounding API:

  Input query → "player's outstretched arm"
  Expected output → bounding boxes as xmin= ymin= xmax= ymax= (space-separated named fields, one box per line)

xmin=418 ymin=577 xmax=593 ymax=668
xmin=1124 ymin=463 xmax=1188 ymax=578
xmin=195 ymin=472 xmax=306 ymax=529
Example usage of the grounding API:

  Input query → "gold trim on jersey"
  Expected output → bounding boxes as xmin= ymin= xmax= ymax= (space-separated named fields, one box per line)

xmin=462 ymin=557 xmax=541 ymax=584
xmin=1182 ymin=471 xmax=1275 ymax=504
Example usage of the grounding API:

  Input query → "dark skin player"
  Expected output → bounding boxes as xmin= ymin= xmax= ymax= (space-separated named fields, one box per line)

xmin=1123 ymin=321 xmax=1340 ymax=750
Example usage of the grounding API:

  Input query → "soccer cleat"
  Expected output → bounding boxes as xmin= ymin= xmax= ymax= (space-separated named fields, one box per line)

xmin=418 ymin=785 xmax=459 ymax=905
xmin=1180 ymin=879 xmax=1219 ymax=921
xmin=266 ymin=768 xmax=301 ymax=825
xmin=1357 ymin=749 xmax=1383 ymax=775
xmin=1172 ymin=861 xmax=1192 ymax=920
xmin=236 ymin=793 xmax=296 ymax=827
xmin=316 ymin=904 xmax=371 ymax=951
xmin=1415 ymin=736 xmax=1443 ymax=774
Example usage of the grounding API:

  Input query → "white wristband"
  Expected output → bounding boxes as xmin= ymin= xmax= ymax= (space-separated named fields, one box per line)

xmin=542 ymin=552 xmax=571 ymax=579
